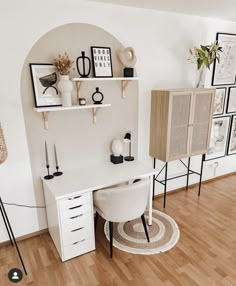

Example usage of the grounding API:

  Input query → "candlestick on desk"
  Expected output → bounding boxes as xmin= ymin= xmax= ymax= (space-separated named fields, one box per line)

xmin=53 ymin=144 xmax=63 ymax=176
xmin=44 ymin=141 xmax=54 ymax=180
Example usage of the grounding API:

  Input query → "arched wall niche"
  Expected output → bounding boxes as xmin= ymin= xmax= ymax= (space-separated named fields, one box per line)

xmin=20 ymin=23 xmax=139 ymax=226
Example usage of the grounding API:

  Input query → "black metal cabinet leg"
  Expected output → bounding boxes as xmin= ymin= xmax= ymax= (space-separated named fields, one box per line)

xmin=141 ymin=214 xmax=150 ymax=242
xmin=186 ymin=157 xmax=190 ymax=190
xmin=95 ymin=211 xmax=99 ymax=231
xmin=198 ymin=154 xmax=205 ymax=196
xmin=164 ymin=163 xmax=168 ymax=208
xmin=152 ymin=158 xmax=156 ymax=200
xmin=109 ymin=221 xmax=113 ymax=258
xmin=0 ymin=197 xmax=27 ymax=275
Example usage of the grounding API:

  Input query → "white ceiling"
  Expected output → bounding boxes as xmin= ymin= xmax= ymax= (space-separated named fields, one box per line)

xmin=89 ymin=0 xmax=236 ymax=22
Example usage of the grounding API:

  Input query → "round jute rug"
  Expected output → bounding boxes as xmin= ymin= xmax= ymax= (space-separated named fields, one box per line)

xmin=104 ymin=209 xmax=180 ymax=255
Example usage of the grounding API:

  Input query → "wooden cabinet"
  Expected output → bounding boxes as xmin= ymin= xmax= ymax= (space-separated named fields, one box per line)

xmin=149 ymin=88 xmax=215 ymax=162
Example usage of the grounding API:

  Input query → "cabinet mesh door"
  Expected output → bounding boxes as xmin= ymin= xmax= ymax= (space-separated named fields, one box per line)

xmin=191 ymin=92 xmax=212 ymax=153
xmin=169 ymin=93 xmax=191 ymax=159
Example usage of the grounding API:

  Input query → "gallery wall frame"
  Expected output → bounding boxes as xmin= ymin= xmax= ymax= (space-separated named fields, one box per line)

xmin=29 ymin=63 xmax=62 ymax=108
xmin=213 ymin=87 xmax=227 ymax=116
xmin=205 ymin=116 xmax=231 ymax=161
xmin=212 ymin=33 xmax=236 ymax=86
xmin=227 ymin=115 xmax=236 ymax=155
xmin=91 ymin=46 xmax=113 ymax=78
xmin=226 ymin=86 xmax=236 ymax=114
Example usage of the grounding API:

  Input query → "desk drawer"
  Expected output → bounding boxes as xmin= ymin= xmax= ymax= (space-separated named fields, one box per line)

xmin=61 ymin=212 xmax=93 ymax=232
xmin=62 ymin=224 xmax=93 ymax=246
xmin=63 ymin=237 xmax=95 ymax=261
xmin=60 ymin=203 xmax=92 ymax=219
xmin=59 ymin=193 xmax=91 ymax=210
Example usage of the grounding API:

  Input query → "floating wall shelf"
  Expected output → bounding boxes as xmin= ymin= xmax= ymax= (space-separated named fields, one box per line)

xmin=34 ymin=104 xmax=111 ymax=130
xmin=72 ymin=77 xmax=138 ymax=99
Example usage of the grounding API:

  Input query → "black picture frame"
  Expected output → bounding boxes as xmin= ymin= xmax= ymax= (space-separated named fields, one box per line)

xmin=212 ymin=32 xmax=236 ymax=86
xmin=205 ymin=116 xmax=230 ymax=161
xmin=91 ymin=46 xmax=113 ymax=78
xmin=29 ymin=63 xmax=62 ymax=108
xmin=227 ymin=115 xmax=236 ymax=155
xmin=226 ymin=86 xmax=236 ymax=114
xmin=213 ymin=87 xmax=227 ymax=116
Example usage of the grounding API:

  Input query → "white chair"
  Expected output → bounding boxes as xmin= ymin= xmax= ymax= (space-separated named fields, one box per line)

xmin=93 ymin=178 xmax=150 ymax=258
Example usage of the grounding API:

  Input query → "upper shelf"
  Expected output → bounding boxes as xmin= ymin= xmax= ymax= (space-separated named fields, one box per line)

xmin=72 ymin=77 xmax=139 ymax=99
xmin=71 ymin=77 xmax=139 ymax=82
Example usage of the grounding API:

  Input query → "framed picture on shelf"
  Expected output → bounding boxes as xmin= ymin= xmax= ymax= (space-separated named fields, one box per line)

xmin=91 ymin=46 xmax=113 ymax=78
xmin=213 ymin=87 xmax=226 ymax=115
xmin=226 ymin=87 xmax=236 ymax=113
xmin=29 ymin=63 xmax=62 ymax=108
xmin=227 ymin=115 xmax=236 ymax=155
xmin=212 ymin=33 xmax=236 ymax=86
xmin=205 ymin=116 xmax=230 ymax=161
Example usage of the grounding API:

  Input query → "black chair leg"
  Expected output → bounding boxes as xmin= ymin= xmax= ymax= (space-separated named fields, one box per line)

xmin=109 ymin=221 xmax=113 ymax=258
xmin=95 ymin=211 xmax=99 ymax=231
xmin=141 ymin=214 xmax=150 ymax=243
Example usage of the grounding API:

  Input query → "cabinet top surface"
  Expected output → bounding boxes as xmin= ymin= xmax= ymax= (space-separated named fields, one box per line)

xmin=42 ymin=160 xmax=156 ymax=200
xmin=152 ymin=87 xmax=215 ymax=92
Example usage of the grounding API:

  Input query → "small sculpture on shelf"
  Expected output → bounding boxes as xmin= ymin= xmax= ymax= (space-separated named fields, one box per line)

xmin=118 ymin=47 xmax=137 ymax=77
xmin=92 ymin=87 xmax=104 ymax=104
xmin=110 ymin=139 xmax=123 ymax=164
xmin=79 ymin=98 xmax=86 ymax=106
xmin=76 ymin=51 xmax=91 ymax=78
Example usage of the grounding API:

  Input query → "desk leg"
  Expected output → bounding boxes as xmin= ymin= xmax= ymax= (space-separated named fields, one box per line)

xmin=148 ymin=175 xmax=153 ymax=226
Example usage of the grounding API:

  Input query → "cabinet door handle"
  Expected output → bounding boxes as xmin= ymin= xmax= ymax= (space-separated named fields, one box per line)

xmin=69 ymin=205 xmax=82 ymax=210
xmin=71 ymin=227 xmax=84 ymax=232
xmin=69 ymin=214 xmax=83 ymax=219
xmin=68 ymin=195 xmax=81 ymax=200
xmin=73 ymin=239 xmax=85 ymax=245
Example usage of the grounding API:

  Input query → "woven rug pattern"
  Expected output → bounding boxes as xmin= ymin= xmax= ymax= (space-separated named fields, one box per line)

xmin=104 ymin=209 xmax=180 ymax=255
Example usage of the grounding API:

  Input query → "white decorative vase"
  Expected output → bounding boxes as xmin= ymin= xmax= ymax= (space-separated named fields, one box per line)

xmin=57 ymin=75 xmax=73 ymax=107
xmin=196 ymin=65 xmax=207 ymax=88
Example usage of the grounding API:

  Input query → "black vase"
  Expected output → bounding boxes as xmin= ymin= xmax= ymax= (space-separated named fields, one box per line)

xmin=76 ymin=51 xmax=91 ymax=78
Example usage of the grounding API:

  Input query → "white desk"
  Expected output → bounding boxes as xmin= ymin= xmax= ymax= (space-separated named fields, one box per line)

xmin=43 ymin=160 xmax=157 ymax=261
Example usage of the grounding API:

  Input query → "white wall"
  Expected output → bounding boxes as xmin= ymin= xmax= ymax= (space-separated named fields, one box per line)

xmin=0 ymin=0 xmax=236 ymax=242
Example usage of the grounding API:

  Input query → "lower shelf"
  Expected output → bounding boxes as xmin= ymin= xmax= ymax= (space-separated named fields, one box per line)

xmin=34 ymin=104 xmax=111 ymax=129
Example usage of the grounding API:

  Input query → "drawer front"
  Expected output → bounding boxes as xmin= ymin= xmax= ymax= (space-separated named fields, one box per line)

xmin=63 ymin=237 xmax=95 ymax=261
xmin=58 ymin=192 xmax=91 ymax=210
xmin=62 ymin=224 xmax=93 ymax=246
xmin=60 ymin=203 xmax=92 ymax=219
xmin=61 ymin=212 xmax=93 ymax=232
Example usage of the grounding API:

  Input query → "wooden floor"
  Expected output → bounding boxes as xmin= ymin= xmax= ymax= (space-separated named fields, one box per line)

xmin=0 ymin=174 xmax=236 ymax=286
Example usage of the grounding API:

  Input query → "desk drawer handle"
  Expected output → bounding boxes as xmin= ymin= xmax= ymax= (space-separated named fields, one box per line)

xmin=69 ymin=214 xmax=83 ymax=219
xmin=71 ymin=227 xmax=84 ymax=232
xmin=69 ymin=205 xmax=82 ymax=210
xmin=73 ymin=239 xmax=85 ymax=245
xmin=68 ymin=195 xmax=82 ymax=200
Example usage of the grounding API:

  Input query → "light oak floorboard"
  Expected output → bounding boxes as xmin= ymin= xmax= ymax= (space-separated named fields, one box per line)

xmin=0 ymin=175 xmax=236 ymax=285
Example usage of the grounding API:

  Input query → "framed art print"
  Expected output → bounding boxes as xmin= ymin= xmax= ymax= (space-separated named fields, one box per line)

xmin=91 ymin=46 xmax=113 ymax=78
xmin=227 ymin=115 xmax=236 ymax=155
xmin=213 ymin=87 xmax=226 ymax=115
xmin=212 ymin=33 xmax=236 ymax=86
xmin=29 ymin=63 xmax=62 ymax=108
xmin=226 ymin=87 xmax=236 ymax=113
xmin=205 ymin=116 xmax=230 ymax=160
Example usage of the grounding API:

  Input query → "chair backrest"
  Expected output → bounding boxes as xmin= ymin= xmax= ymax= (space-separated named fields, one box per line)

xmin=93 ymin=178 xmax=150 ymax=222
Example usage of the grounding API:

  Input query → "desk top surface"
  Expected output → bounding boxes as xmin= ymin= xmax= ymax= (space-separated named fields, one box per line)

xmin=42 ymin=160 xmax=157 ymax=200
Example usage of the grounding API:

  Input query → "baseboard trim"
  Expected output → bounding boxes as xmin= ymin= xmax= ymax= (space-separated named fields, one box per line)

xmin=154 ymin=171 xmax=236 ymax=198
xmin=0 ymin=228 xmax=48 ymax=247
